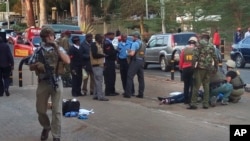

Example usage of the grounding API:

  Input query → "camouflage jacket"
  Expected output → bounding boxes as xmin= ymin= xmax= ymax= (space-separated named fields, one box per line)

xmin=192 ymin=39 xmax=218 ymax=70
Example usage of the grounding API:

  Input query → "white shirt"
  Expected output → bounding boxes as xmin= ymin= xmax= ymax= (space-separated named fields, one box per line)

xmin=73 ymin=44 xmax=80 ymax=49
xmin=244 ymin=31 xmax=250 ymax=38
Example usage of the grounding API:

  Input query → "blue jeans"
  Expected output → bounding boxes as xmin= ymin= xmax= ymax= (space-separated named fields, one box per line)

xmin=210 ymin=83 xmax=233 ymax=102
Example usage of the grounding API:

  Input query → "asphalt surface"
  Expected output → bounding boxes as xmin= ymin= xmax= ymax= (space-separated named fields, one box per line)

xmin=0 ymin=58 xmax=250 ymax=141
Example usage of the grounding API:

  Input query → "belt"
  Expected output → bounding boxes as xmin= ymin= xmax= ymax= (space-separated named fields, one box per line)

xmin=234 ymin=85 xmax=245 ymax=90
xmin=92 ymin=64 xmax=100 ymax=67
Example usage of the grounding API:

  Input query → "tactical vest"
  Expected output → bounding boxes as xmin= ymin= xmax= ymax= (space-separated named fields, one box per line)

xmin=90 ymin=42 xmax=104 ymax=66
xmin=36 ymin=47 xmax=64 ymax=79
xmin=230 ymin=70 xmax=244 ymax=88
xmin=183 ymin=47 xmax=193 ymax=63
xmin=210 ymin=71 xmax=226 ymax=83
xmin=135 ymin=41 xmax=146 ymax=59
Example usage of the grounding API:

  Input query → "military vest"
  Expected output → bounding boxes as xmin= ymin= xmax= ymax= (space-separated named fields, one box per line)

xmin=36 ymin=47 xmax=64 ymax=79
xmin=90 ymin=42 xmax=104 ymax=66
xmin=183 ymin=47 xmax=193 ymax=63
xmin=135 ymin=41 xmax=146 ymax=59
xmin=230 ymin=70 xmax=244 ymax=87
xmin=210 ymin=71 xmax=226 ymax=83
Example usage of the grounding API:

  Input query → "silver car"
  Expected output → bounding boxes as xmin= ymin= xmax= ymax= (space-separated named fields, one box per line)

xmin=144 ymin=32 xmax=196 ymax=71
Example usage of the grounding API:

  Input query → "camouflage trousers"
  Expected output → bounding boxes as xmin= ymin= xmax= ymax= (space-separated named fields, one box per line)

xmin=229 ymin=88 xmax=244 ymax=103
xmin=190 ymin=69 xmax=211 ymax=107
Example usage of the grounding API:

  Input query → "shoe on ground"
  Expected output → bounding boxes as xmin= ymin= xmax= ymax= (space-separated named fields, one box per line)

xmin=136 ymin=95 xmax=143 ymax=98
xmin=53 ymin=138 xmax=60 ymax=141
xmin=90 ymin=92 xmax=94 ymax=95
xmin=93 ymin=97 xmax=98 ymax=100
xmin=106 ymin=93 xmax=117 ymax=96
xmin=203 ymin=106 xmax=209 ymax=109
xmin=41 ymin=128 xmax=51 ymax=140
xmin=221 ymin=100 xmax=229 ymax=105
xmin=98 ymin=97 xmax=109 ymax=101
xmin=5 ymin=90 xmax=10 ymax=96
xmin=187 ymin=105 xmax=197 ymax=110
xmin=210 ymin=96 xmax=217 ymax=107
xmin=123 ymin=95 xmax=131 ymax=98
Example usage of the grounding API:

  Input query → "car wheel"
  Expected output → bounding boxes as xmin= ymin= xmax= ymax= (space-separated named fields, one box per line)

xmin=160 ymin=57 xmax=170 ymax=72
xmin=235 ymin=54 xmax=245 ymax=68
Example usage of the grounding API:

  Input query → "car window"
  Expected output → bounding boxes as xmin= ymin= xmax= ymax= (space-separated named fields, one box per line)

xmin=148 ymin=39 xmax=156 ymax=47
xmin=163 ymin=36 xmax=168 ymax=46
xmin=174 ymin=34 xmax=195 ymax=45
xmin=156 ymin=37 xmax=165 ymax=46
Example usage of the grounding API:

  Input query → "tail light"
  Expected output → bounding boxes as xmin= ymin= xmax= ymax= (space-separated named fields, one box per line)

xmin=171 ymin=35 xmax=175 ymax=48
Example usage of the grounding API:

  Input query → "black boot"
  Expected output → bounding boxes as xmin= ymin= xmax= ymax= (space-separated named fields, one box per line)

xmin=5 ymin=89 xmax=10 ymax=96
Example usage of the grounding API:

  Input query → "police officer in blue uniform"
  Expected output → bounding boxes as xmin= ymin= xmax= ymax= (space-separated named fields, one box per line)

xmin=117 ymin=34 xmax=135 ymax=95
xmin=123 ymin=31 xmax=145 ymax=98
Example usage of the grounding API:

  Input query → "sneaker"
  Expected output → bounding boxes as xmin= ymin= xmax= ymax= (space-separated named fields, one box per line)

xmin=187 ymin=105 xmax=197 ymax=110
xmin=159 ymin=99 xmax=169 ymax=105
xmin=221 ymin=100 xmax=229 ymax=105
xmin=210 ymin=96 xmax=217 ymax=107
xmin=40 ymin=128 xmax=51 ymax=140
xmin=53 ymin=138 xmax=60 ymax=141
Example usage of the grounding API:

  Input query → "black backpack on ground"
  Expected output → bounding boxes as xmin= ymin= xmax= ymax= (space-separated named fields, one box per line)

xmin=62 ymin=99 xmax=80 ymax=115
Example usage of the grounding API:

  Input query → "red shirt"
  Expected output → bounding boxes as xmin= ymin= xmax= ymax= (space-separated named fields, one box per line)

xmin=213 ymin=32 xmax=221 ymax=46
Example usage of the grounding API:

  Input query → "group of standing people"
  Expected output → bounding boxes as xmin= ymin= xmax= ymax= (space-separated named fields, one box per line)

xmin=234 ymin=27 xmax=250 ymax=44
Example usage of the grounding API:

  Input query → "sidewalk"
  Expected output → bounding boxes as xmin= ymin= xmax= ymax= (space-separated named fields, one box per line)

xmin=1 ymin=58 xmax=250 ymax=141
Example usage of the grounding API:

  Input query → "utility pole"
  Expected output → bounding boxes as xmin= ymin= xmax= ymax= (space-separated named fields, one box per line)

xmin=77 ymin=0 xmax=80 ymax=26
xmin=145 ymin=0 xmax=148 ymax=19
xmin=160 ymin=0 xmax=166 ymax=33
xmin=6 ymin=0 xmax=10 ymax=29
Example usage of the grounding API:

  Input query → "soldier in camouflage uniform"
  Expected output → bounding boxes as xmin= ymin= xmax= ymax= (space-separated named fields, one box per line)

xmin=29 ymin=27 xmax=70 ymax=141
xmin=187 ymin=33 xmax=219 ymax=109
xmin=58 ymin=31 xmax=72 ymax=87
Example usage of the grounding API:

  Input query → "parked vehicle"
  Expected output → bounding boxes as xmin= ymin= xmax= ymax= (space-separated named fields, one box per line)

xmin=230 ymin=36 xmax=250 ymax=68
xmin=11 ymin=35 xmax=39 ymax=57
xmin=144 ymin=32 xmax=196 ymax=71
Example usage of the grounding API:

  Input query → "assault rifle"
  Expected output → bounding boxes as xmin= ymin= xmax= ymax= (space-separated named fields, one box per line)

xmin=39 ymin=47 xmax=59 ymax=91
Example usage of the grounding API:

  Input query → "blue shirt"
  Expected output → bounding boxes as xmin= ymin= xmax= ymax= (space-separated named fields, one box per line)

xmin=117 ymin=40 xmax=132 ymax=59
xmin=131 ymin=39 xmax=141 ymax=51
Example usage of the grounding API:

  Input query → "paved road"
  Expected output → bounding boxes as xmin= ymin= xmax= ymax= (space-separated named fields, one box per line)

xmin=1 ymin=57 xmax=249 ymax=141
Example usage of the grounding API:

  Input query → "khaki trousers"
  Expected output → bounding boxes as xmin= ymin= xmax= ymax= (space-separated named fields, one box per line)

xmin=36 ymin=79 xmax=63 ymax=138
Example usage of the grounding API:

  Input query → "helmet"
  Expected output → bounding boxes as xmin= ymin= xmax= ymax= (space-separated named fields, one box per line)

xmin=226 ymin=60 xmax=236 ymax=68
xmin=40 ymin=27 xmax=55 ymax=38
xmin=188 ymin=36 xmax=198 ymax=42
xmin=132 ymin=31 xmax=141 ymax=38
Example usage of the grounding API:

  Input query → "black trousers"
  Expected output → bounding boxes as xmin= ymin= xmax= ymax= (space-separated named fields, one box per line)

xmin=71 ymin=66 xmax=82 ymax=96
xmin=104 ymin=60 xmax=116 ymax=94
xmin=0 ymin=66 xmax=11 ymax=96
xmin=125 ymin=59 xmax=144 ymax=96
xmin=182 ymin=67 xmax=194 ymax=103
xmin=119 ymin=58 xmax=134 ymax=93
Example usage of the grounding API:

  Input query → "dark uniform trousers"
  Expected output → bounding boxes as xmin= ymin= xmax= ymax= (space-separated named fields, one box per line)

xmin=119 ymin=58 xmax=135 ymax=93
xmin=0 ymin=66 xmax=11 ymax=96
xmin=182 ymin=67 xmax=194 ymax=103
xmin=125 ymin=59 xmax=144 ymax=96
xmin=103 ymin=60 xmax=116 ymax=94
xmin=71 ymin=67 xmax=83 ymax=96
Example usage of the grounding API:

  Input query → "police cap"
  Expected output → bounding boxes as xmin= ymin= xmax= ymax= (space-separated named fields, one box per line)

xmin=226 ymin=60 xmax=236 ymax=68
xmin=132 ymin=31 xmax=141 ymax=38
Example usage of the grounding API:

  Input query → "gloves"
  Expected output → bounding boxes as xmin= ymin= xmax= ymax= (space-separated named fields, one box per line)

xmin=36 ymin=62 xmax=45 ymax=72
xmin=47 ymin=41 xmax=59 ymax=50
